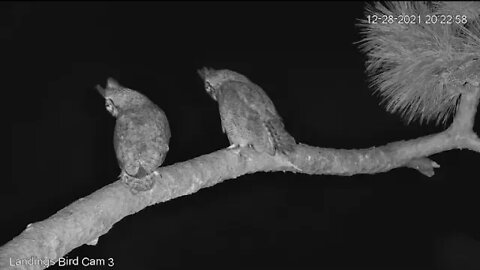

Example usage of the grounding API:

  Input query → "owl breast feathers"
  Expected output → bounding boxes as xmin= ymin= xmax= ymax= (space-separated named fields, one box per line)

xmin=199 ymin=68 xmax=296 ymax=155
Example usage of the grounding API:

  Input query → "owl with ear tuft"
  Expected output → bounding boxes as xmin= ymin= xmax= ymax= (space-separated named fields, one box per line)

xmin=198 ymin=68 xmax=296 ymax=156
xmin=96 ymin=78 xmax=170 ymax=192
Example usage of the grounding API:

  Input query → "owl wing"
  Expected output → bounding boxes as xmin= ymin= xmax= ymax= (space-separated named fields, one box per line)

xmin=233 ymin=81 xmax=296 ymax=154
xmin=138 ymin=105 xmax=170 ymax=170
xmin=114 ymin=114 xmax=140 ymax=177
xmin=233 ymin=81 xmax=279 ymax=120
xmin=150 ymin=104 xmax=171 ymax=155
xmin=112 ymin=121 xmax=123 ymax=170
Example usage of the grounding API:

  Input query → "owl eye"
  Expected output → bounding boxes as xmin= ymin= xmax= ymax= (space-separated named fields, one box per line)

xmin=105 ymin=99 xmax=118 ymax=116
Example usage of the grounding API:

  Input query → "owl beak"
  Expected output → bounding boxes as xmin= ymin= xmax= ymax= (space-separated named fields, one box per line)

xmin=205 ymin=84 xmax=218 ymax=101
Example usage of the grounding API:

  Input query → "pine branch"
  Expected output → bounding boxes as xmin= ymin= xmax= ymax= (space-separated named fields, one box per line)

xmin=1 ymin=83 xmax=479 ymax=269
xmin=357 ymin=1 xmax=480 ymax=125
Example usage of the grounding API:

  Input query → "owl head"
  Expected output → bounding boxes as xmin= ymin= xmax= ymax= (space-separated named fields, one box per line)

xmin=198 ymin=67 xmax=250 ymax=101
xmin=96 ymin=78 xmax=150 ymax=117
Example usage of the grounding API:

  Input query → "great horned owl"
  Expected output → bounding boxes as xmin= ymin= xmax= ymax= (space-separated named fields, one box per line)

xmin=198 ymin=68 xmax=296 ymax=156
xmin=96 ymin=78 xmax=170 ymax=192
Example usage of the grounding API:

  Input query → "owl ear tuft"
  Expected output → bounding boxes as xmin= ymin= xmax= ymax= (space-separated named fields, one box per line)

xmin=107 ymin=78 xmax=122 ymax=89
xmin=197 ymin=68 xmax=206 ymax=80
xmin=95 ymin=84 xmax=106 ymax=97
xmin=198 ymin=67 xmax=215 ymax=80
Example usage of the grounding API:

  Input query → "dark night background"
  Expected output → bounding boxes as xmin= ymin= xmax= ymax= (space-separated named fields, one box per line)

xmin=6 ymin=2 xmax=480 ymax=269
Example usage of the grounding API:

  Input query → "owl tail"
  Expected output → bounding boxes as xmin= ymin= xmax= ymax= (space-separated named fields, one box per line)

xmin=265 ymin=118 xmax=297 ymax=155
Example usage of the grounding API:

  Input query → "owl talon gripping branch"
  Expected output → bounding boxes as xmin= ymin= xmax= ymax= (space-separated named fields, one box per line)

xmin=121 ymin=172 xmax=156 ymax=193
xmin=97 ymin=78 xmax=170 ymax=193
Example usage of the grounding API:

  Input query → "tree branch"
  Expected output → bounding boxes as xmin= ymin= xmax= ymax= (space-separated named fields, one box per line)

xmin=1 ymin=89 xmax=478 ymax=270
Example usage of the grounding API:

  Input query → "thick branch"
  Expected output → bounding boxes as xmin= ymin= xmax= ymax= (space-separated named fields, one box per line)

xmin=1 ymin=89 xmax=478 ymax=270
xmin=0 ymin=149 xmax=292 ymax=270
xmin=292 ymin=86 xmax=480 ymax=176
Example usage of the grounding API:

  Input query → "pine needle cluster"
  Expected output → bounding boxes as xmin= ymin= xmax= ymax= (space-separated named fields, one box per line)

xmin=357 ymin=1 xmax=480 ymax=125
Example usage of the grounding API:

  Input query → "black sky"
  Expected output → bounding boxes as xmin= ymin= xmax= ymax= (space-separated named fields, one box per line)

xmin=7 ymin=2 xmax=480 ymax=269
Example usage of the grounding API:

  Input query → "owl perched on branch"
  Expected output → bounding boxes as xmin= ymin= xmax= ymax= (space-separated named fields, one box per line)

xmin=96 ymin=78 xmax=170 ymax=192
xmin=198 ymin=68 xmax=296 ymax=156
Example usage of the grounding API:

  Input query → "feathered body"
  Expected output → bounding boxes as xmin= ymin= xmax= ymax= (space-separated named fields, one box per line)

xmin=97 ymin=78 xmax=170 ymax=191
xmin=199 ymin=68 xmax=296 ymax=155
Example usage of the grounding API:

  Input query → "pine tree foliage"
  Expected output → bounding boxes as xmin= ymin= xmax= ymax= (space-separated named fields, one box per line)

xmin=434 ymin=1 xmax=480 ymax=21
xmin=357 ymin=1 xmax=480 ymax=125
